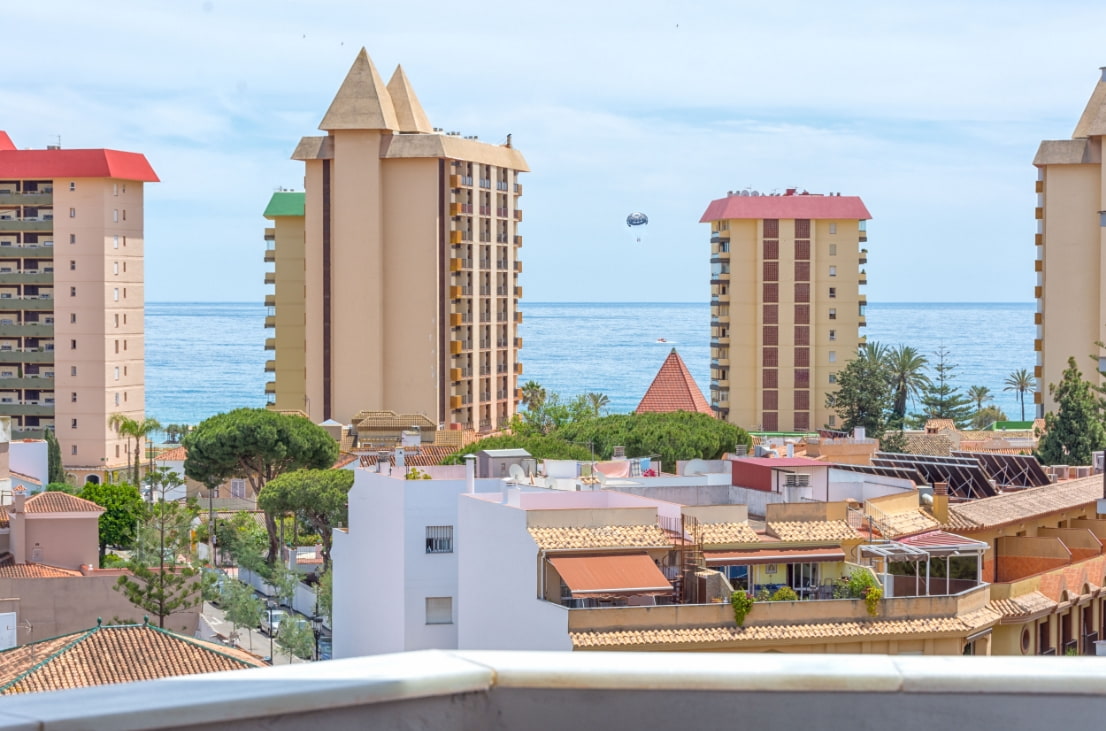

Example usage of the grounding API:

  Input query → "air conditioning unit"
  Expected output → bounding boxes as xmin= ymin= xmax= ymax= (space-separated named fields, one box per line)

xmin=784 ymin=473 xmax=811 ymax=488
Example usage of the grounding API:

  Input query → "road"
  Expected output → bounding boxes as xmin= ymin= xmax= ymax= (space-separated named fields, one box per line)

xmin=201 ymin=600 xmax=307 ymax=665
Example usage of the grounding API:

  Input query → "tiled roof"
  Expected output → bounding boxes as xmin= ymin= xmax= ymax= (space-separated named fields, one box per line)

xmin=903 ymin=433 xmax=953 ymax=456
xmin=528 ymin=525 xmax=670 ymax=551
xmin=24 ymin=492 xmax=103 ymax=514
xmin=333 ymin=453 xmax=359 ymax=469
xmin=876 ymin=510 xmax=940 ymax=539
xmin=155 ymin=445 xmax=188 ymax=462
xmin=357 ymin=445 xmax=459 ymax=469
xmin=0 ymin=562 xmax=82 ymax=578
xmin=698 ymin=522 xmax=759 ymax=545
xmin=989 ymin=592 xmax=1057 ymax=621
xmin=571 ymin=607 xmax=999 ymax=649
xmin=947 ymin=475 xmax=1102 ymax=530
xmin=0 ymin=147 xmax=159 ymax=182
xmin=351 ymin=410 xmax=436 ymax=431
xmin=699 ymin=193 xmax=871 ymax=223
xmin=635 ymin=349 xmax=713 ymax=416
xmin=0 ymin=623 xmax=264 ymax=694
xmin=767 ymin=521 xmax=856 ymax=542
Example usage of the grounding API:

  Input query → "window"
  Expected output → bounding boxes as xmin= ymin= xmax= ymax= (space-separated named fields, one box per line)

xmin=70 ymin=366 xmax=77 ymax=376
xmin=113 ymin=262 xmax=118 ymax=275
xmin=115 ymin=393 xmax=120 ymax=406
xmin=795 ymin=391 xmax=810 ymax=410
xmin=70 ymin=313 xmax=76 ymax=324
xmin=763 ymin=240 xmax=779 ymax=260
xmin=113 ymin=209 xmax=118 ymax=223
xmin=113 ymin=236 xmax=119 ymax=249
xmin=828 ymin=287 xmax=837 ymax=299
xmin=71 ymin=418 xmax=78 ymax=429
xmin=829 ymin=351 xmax=837 ymax=363
xmin=763 ymin=219 xmax=779 ymax=238
xmin=763 ymin=304 xmax=778 ymax=324
xmin=795 ymin=261 xmax=810 ymax=281
xmin=763 ymin=347 xmax=778 ymax=367
xmin=829 ymin=329 xmax=836 ymax=341
xmin=829 ymin=266 xmax=837 ymax=277
xmin=70 ymin=339 xmax=76 ymax=350
xmin=762 ymin=326 xmax=778 ymax=346
xmin=71 ymin=392 xmax=76 ymax=403
xmin=763 ymin=369 xmax=778 ymax=388
xmin=231 ymin=479 xmax=247 ymax=498
xmin=116 ymin=445 xmax=120 ymax=458
xmin=426 ymin=526 xmax=454 ymax=553
xmin=113 ymin=183 xmax=118 ymax=196
xmin=68 ymin=182 xmax=75 ymax=191
xmin=71 ymin=445 xmax=77 ymax=455
xmin=115 ymin=340 xmax=119 ymax=354
xmin=426 ymin=597 xmax=453 ymax=625
xmin=69 ymin=260 xmax=76 ymax=271
xmin=829 ymin=243 xmax=837 ymax=256
xmin=122 ymin=209 xmax=126 ymax=221
xmin=114 ymin=367 xmax=120 ymax=381
xmin=795 ymin=369 xmax=810 ymax=387
xmin=69 ymin=208 xmax=76 ymax=218
xmin=829 ymin=374 xmax=837 ymax=384
xmin=795 ymin=348 xmax=809 ymax=367
xmin=763 ymin=390 xmax=778 ymax=410
xmin=828 ymin=308 xmax=837 ymax=320
xmin=763 ymin=261 xmax=778 ymax=282
xmin=70 ymin=287 xmax=76 ymax=297
xmin=828 ymin=415 xmax=836 ymax=427
xmin=794 ymin=283 xmax=810 ymax=302
xmin=69 ymin=234 xmax=76 ymax=245
xmin=113 ymin=288 xmax=119 ymax=302
xmin=795 ymin=240 xmax=810 ymax=260
xmin=114 ymin=314 xmax=119 ymax=327
xmin=794 ymin=304 xmax=809 ymax=324
xmin=829 ymin=223 xmax=837 ymax=235
xmin=795 ymin=219 xmax=811 ymax=238
xmin=793 ymin=412 xmax=809 ymax=431
xmin=763 ymin=283 xmax=778 ymax=303
xmin=794 ymin=326 xmax=809 ymax=345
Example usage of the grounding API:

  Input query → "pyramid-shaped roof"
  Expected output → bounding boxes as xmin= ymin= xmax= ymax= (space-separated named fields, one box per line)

xmin=0 ymin=621 xmax=265 ymax=694
xmin=635 ymin=348 xmax=714 ymax=416
xmin=319 ymin=48 xmax=399 ymax=132
xmin=387 ymin=65 xmax=433 ymax=134
xmin=1073 ymin=68 xmax=1106 ymax=138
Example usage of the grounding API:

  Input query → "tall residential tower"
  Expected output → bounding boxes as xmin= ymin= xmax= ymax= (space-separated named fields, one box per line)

xmin=700 ymin=189 xmax=871 ymax=433
xmin=0 ymin=132 xmax=158 ymax=481
xmin=265 ymin=49 xmax=528 ymax=431
xmin=1033 ymin=69 xmax=1106 ymax=416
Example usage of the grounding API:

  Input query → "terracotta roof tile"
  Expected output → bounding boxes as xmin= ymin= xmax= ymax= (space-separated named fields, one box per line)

xmin=24 ymin=492 xmax=103 ymax=514
xmin=357 ymin=445 xmax=459 ymax=469
xmin=947 ymin=475 xmax=1101 ymax=530
xmin=635 ymin=349 xmax=713 ymax=416
xmin=155 ymin=445 xmax=188 ymax=462
xmin=0 ymin=562 xmax=82 ymax=578
xmin=767 ymin=521 xmax=856 ymax=542
xmin=571 ymin=607 xmax=1000 ymax=649
xmin=529 ymin=525 xmax=670 ymax=551
xmin=876 ymin=510 xmax=940 ymax=539
xmin=698 ymin=522 xmax=759 ymax=545
xmin=0 ymin=623 xmax=265 ymax=694
xmin=903 ymin=433 xmax=953 ymax=456
xmin=989 ymin=592 xmax=1057 ymax=621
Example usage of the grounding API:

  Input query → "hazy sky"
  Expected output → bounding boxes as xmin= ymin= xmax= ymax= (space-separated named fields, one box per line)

xmin=5 ymin=1 xmax=1105 ymax=303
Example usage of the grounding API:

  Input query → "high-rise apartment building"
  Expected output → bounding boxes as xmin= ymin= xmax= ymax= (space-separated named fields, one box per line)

xmin=0 ymin=132 xmax=158 ymax=481
xmin=700 ymin=190 xmax=871 ymax=433
xmin=266 ymin=49 xmax=528 ymax=431
xmin=1033 ymin=69 xmax=1106 ymax=416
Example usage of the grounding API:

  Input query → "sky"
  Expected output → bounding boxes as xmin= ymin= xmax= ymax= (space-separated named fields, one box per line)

xmin=5 ymin=1 xmax=1106 ymax=304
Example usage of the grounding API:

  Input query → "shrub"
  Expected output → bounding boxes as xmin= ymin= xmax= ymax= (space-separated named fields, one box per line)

xmin=730 ymin=591 xmax=755 ymax=626
xmin=101 ymin=553 xmax=127 ymax=569
xmin=754 ymin=588 xmax=772 ymax=602
xmin=770 ymin=586 xmax=798 ymax=602
xmin=863 ymin=585 xmax=882 ymax=617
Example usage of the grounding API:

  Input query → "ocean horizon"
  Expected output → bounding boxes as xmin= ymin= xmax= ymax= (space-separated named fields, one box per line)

xmin=146 ymin=301 xmax=1037 ymax=428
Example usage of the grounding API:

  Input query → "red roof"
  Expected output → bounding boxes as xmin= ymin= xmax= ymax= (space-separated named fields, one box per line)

xmin=636 ymin=348 xmax=713 ymax=416
xmin=733 ymin=457 xmax=825 ymax=468
xmin=0 ymin=145 xmax=158 ymax=182
xmin=700 ymin=193 xmax=870 ymax=222
xmin=548 ymin=553 xmax=673 ymax=597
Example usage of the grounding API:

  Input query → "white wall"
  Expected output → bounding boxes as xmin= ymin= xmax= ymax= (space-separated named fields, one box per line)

xmin=10 ymin=440 xmax=47 ymax=490
xmin=826 ymin=469 xmax=915 ymax=503
xmin=458 ymin=494 xmax=571 ymax=651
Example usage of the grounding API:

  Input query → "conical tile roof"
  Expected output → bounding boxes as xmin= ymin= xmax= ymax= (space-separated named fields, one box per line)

xmin=319 ymin=48 xmax=399 ymax=132
xmin=635 ymin=348 xmax=713 ymax=415
xmin=387 ymin=65 xmax=432 ymax=134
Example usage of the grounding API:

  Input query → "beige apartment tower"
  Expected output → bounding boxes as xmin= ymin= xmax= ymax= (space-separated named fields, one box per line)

xmin=266 ymin=49 xmax=528 ymax=430
xmin=1033 ymin=69 xmax=1106 ymax=416
xmin=0 ymin=132 xmax=157 ymax=480
xmin=700 ymin=190 xmax=871 ymax=433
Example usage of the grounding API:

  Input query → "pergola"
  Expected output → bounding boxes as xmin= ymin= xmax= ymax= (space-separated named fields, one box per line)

xmin=858 ymin=531 xmax=988 ymax=597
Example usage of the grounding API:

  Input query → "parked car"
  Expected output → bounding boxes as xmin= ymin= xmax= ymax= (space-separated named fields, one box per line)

xmin=259 ymin=608 xmax=286 ymax=637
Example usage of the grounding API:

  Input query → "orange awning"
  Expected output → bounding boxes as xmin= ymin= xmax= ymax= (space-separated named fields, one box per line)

xmin=704 ymin=547 xmax=845 ymax=566
xmin=548 ymin=552 xmax=673 ymax=597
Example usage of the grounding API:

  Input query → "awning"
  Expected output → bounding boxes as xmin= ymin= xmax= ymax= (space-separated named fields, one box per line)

xmin=896 ymin=530 xmax=989 ymax=556
xmin=548 ymin=552 xmax=673 ymax=597
xmin=704 ymin=547 xmax=845 ymax=566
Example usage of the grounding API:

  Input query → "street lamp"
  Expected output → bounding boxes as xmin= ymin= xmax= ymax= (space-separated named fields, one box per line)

xmin=311 ymin=614 xmax=322 ymax=661
xmin=266 ymin=600 xmax=275 ymax=664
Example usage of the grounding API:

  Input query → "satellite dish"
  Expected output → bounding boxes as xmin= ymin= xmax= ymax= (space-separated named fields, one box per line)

xmin=685 ymin=458 xmax=709 ymax=476
xmin=508 ymin=464 xmax=526 ymax=483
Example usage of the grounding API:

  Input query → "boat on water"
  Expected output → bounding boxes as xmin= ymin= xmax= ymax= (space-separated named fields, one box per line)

xmin=656 ymin=338 xmax=667 ymax=343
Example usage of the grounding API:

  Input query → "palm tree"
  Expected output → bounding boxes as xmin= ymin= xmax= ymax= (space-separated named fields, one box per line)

xmin=1004 ymin=368 xmax=1034 ymax=421
xmin=885 ymin=345 xmax=931 ymax=423
xmin=585 ymin=392 xmax=609 ymax=418
xmin=109 ymin=414 xmax=163 ymax=487
xmin=967 ymin=385 xmax=993 ymax=413
xmin=519 ymin=381 xmax=546 ymax=412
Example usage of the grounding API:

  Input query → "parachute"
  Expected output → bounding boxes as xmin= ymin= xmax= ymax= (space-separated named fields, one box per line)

xmin=626 ymin=212 xmax=648 ymax=243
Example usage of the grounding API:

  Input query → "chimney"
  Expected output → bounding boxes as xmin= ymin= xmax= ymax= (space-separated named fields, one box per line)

xmin=11 ymin=486 xmax=26 ymax=564
xmin=464 ymin=454 xmax=476 ymax=494
xmin=932 ymin=482 xmax=949 ymax=524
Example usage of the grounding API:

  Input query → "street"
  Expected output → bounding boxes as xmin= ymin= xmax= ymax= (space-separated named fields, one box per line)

xmin=200 ymin=600 xmax=308 ymax=665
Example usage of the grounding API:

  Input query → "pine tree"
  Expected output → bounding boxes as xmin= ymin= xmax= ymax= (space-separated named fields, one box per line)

xmin=913 ymin=347 xmax=974 ymax=429
xmin=1036 ymin=357 xmax=1106 ymax=466
xmin=114 ymin=499 xmax=200 ymax=629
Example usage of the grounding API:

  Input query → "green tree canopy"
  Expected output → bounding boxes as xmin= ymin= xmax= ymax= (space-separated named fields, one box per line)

xmin=442 ymin=432 xmax=594 ymax=464
xmin=1036 ymin=357 xmax=1106 ymax=465
xmin=109 ymin=414 xmax=163 ymax=485
xmin=886 ymin=345 xmax=930 ymax=425
xmin=115 ymin=499 xmax=200 ymax=630
xmin=913 ymin=347 xmax=974 ymax=429
xmin=44 ymin=428 xmax=65 ymax=485
xmin=258 ymin=469 xmax=353 ymax=572
xmin=825 ymin=343 xmax=893 ymax=438
xmin=183 ymin=408 xmax=338 ymax=562
xmin=79 ymin=481 xmax=145 ymax=562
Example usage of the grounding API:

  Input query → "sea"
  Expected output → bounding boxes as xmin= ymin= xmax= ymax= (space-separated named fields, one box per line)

xmin=147 ymin=302 xmax=1036 ymax=428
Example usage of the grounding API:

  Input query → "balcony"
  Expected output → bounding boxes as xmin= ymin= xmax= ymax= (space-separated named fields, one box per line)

xmin=264 ymin=360 xmax=275 ymax=373
xmin=515 ymin=362 xmax=523 ymax=374
xmin=514 ymin=235 xmax=522 ymax=246
xmin=0 ymin=375 xmax=54 ymax=390
xmin=264 ymin=316 xmax=276 ymax=328
xmin=450 ymin=258 xmax=465 ymax=272
xmin=263 ymin=250 xmax=275 ymax=263
xmin=264 ymin=338 xmax=275 ymax=351
xmin=264 ymin=381 xmax=276 ymax=394
xmin=450 ymin=340 xmax=467 ymax=355
xmin=0 ymin=191 xmax=52 ymax=206
xmin=0 ymin=271 xmax=53 ymax=285
xmin=515 ymin=286 xmax=522 ymax=298
xmin=264 ymin=295 xmax=276 ymax=308
xmin=450 ymin=230 xmax=463 ymax=245
xmin=0 ymin=219 xmax=51 ymax=233
xmin=514 ymin=210 xmax=523 ymax=222
xmin=0 ymin=323 xmax=52 ymax=337
xmin=515 ymin=337 xmax=523 ymax=348
xmin=0 ymin=402 xmax=54 ymax=416
xmin=859 ymin=249 xmax=868 ymax=264
xmin=264 ymin=271 xmax=276 ymax=285
xmin=858 ymin=271 xmax=867 ymax=286
xmin=480 ymin=179 xmax=491 ymax=189
xmin=514 ymin=261 xmax=522 ymax=273
xmin=0 ymin=348 xmax=55 ymax=363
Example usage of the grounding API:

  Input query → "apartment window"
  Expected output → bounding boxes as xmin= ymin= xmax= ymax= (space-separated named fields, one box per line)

xmin=71 ymin=392 xmax=76 ymax=403
xmin=795 ymin=348 xmax=810 ymax=367
xmin=762 ymin=412 xmax=778 ymax=432
xmin=123 ymin=366 xmax=127 ymax=376
xmin=829 ymin=287 xmax=837 ymax=299
xmin=763 ymin=240 xmax=779 ymax=260
xmin=113 ymin=288 xmax=119 ymax=302
xmin=795 ymin=391 xmax=810 ymax=410
xmin=71 ymin=418 xmax=77 ymax=429
xmin=794 ymin=326 xmax=809 ymax=346
xmin=426 ymin=525 xmax=454 ymax=553
xmin=763 ymin=304 xmax=778 ymax=324
xmin=795 ymin=369 xmax=810 ymax=388
xmin=69 ymin=234 xmax=76 ymax=245
xmin=795 ymin=304 xmax=810 ymax=324
xmin=794 ymin=283 xmax=810 ymax=303
xmin=123 ymin=340 xmax=127 ymax=351
xmin=116 ymin=445 xmax=120 ymax=458
xmin=124 ymin=391 xmax=127 ymax=401
xmin=115 ymin=393 xmax=120 ymax=406
xmin=794 ymin=412 xmax=810 ymax=431
xmin=122 ymin=209 xmax=126 ymax=221
xmin=70 ymin=313 xmax=76 ymax=324
xmin=829 ymin=329 xmax=836 ymax=341
xmin=113 ymin=262 xmax=118 ymax=275
xmin=763 ymin=261 xmax=778 ymax=282
xmin=763 ymin=219 xmax=779 ymax=238
xmin=763 ymin=369 xmax=778 ymax=388
xmin=763 ymin=326 xmax=778 ymax=346
xmin=795 ymin=219 xmax=811 ymax=238
xmin=426 ymin=597 xmax=453 ymax=625
xmin=763 ymin=347 xmax=778 ymax=367
xmin=114 ymin=314 xmax=119 ymax=327
xmin=795 ymin=240 xmax=810 ymax=260
xmin=829 ymin=374 xmax=837 ymax=384
xmin=231 ymin=479 xmax=246 ymax=498
xmin=763 ymin=390 xmax=778 ymax=411
xmin=828 ymin=308 xmax=837 ymax=320
xmin=113 ymin=183 xmax=119 ymax=196
xmin=113 ymin=236 xmax=119 ymax=249
xmin=763 ymin=283 xmax=778 ymax=303
xmin=829 ymin=223 xmax=837 ymax=235
xmin=71 ymin=445 xmax=77 ymax=455
xmin=70 ymin=339 xmax=76 ymax=350
xmin=794 ymin=261 xmax=810 ymax=282
xmin=114 ymin=367 xmax=120 ymax=381
xmin=70 ymin=286 xmax=76 ymax=297
xmin=829 ymin=243 xmax=837 ymax=256
xmin=70 ymin=366 xmax=77 ymax=376
xmin=113 ymin=209 xmax=118 ymax=223
xmin=828 ymin=415 xmax=836 ymax=427
xmin=829 ymin=266 xmax=837 ymax=277
xmin=829 ymin=351 xmax=837 ymax=363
